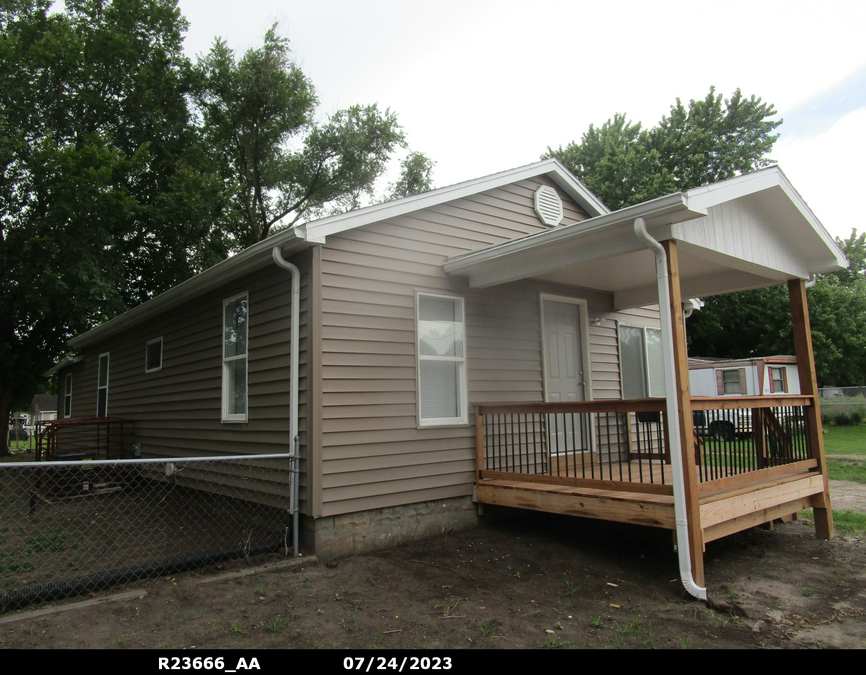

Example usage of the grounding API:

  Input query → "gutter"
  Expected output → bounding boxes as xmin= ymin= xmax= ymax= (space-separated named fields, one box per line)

xmin=271 ymin=247 xmax=302 ymax=558
xmin=633 ymin=217 xmax=708 ymax=602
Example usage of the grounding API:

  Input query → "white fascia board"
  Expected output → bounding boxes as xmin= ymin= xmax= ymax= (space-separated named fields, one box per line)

xmin=303 ymin=159 xmax=609 ymax=241
xmin=43 ymin=355 xmax=84 ymax=378
xmin=68 ymin=229 xmax=311 ymax=350
xmin=444 ymin=192 xmax=697 ymax=278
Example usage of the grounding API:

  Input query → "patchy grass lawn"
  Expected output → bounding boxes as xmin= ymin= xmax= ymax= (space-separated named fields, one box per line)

xmin=800 ymin=508 xmax=866 ymax=533
xmin=827 ymin=457 xmax=866 ymax=483
xmin=823 ymin=425 xmax=866 ymax=456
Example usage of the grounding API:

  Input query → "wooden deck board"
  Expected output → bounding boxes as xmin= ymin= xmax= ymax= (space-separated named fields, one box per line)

xmin=476 ymin=465 xmax=824 ymax=543
xmin=477 ymin=478 xmax=675 ymax=529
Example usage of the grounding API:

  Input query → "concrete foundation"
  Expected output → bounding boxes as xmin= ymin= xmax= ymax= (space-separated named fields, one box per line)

xmin=301 ymin=496 xmax=479 ymax=559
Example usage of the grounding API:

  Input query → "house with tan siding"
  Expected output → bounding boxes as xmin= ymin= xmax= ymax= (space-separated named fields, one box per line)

xmin=51 ymin=159 xmax=846 ymax=599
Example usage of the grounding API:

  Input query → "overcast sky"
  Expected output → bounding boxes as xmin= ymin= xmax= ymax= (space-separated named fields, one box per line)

xmin=175 ymin=0 xmax=866 ymax=240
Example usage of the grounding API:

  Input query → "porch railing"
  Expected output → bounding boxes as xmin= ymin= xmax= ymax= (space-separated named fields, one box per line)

xmin=692 ymin=396 xmax=818 ymax=488
xmin=475 ymin=399 xmax=672 ymax=495
xmin=475 ymin=395 xmax=820 ymax=496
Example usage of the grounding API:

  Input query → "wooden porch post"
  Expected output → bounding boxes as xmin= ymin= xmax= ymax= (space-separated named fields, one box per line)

xmin=662 ymin=240 xmax=705 ymax=587
xmin=788 ymin=279 xmax=834 ymax=539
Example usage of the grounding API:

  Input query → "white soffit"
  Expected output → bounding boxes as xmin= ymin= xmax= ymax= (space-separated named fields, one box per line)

xmin=444 ymin=165 xmax=847 ymax=291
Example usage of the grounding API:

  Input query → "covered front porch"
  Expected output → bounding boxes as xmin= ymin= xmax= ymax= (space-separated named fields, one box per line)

xmin=446 ymin=166 xmax=845 ymax=599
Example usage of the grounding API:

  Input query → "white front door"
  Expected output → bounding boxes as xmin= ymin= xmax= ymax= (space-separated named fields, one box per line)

xmin=542 ymin=300 xmax=586 ymax=453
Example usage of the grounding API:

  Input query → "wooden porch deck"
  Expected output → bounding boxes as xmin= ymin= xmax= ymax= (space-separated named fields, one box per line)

xmin=476 ymin=457 xmax=825 ymax=550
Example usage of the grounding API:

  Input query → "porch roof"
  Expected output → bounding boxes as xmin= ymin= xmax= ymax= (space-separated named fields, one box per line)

xmin=443 ymin=166 xmax=847 ymax=310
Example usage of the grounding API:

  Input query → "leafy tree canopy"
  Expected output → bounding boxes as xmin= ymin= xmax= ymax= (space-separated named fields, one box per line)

xmin=1 ymin=0 xmax=223 ymax=453
xmin=544 ymin=87 xmax=781 ymax=210
xmin=387 ymin=150 xmax=436 ymax=201
xmin=1 ymin=2 xmax=428 ymax=452
xmin=193 ymin=26 xmax=410 ymax=248
xmin=687 ymin=231 xmax=866 ymax=387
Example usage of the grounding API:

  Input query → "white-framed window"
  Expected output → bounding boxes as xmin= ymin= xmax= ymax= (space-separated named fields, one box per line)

xmin=146 ymin=337 xmax=163 ymax=373
xmin=97 ymin=352 xmax=109 ymax=417
xmin=722 ymin=369 xmax=742 ymax=395
xmin=63 ymin=373 xmax=73 ymax=418
xmin=769 ymin=366 xmax=787 ymax=393
xmin=618 ymin=325 xmax=665 ymax=398
xmin=416 ymin=292 xmax=468 ymax=426
xmin=222 ymin=292 xmax=249 ymax=422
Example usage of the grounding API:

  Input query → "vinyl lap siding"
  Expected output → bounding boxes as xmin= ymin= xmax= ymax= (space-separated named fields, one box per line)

xmin=318 ymin=177 xmax=596 ymax=517
xmin=58 ymin=252 xmax=312 ymax=513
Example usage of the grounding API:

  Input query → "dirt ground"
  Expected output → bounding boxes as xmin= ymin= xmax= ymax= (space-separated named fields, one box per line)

xmin=1 ymin=488 xmax=864 ymax=651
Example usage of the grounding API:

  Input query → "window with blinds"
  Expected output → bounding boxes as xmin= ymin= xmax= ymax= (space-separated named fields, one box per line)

xmin=417 ymin=293 xmax=467 ymax=426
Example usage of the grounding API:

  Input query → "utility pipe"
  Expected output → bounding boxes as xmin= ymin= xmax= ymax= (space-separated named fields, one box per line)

xmin=271 ymin=247 xmax=301 ymax=558
xmin=633 ymin=217 xmax=708 ymax=601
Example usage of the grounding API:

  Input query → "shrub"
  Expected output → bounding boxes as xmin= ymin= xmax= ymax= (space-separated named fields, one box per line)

xmin=819 ymin=396 xmax=866 ymax=426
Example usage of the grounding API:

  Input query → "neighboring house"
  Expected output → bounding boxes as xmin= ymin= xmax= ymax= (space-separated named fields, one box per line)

xmin=31 ymin=394 xmax=58 ymax=423
xmin=46 ymin=159 xmax=845 ymax=599
xmin=689 ymin=356 xmax=800 ymax=397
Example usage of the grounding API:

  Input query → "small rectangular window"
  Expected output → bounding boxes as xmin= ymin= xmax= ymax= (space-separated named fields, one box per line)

xmin=146 ymin=337 xmax=163 ymax=373
xmin=722 ymin=369 xmax=741 ymax=395
xmin=97 ymin=352 xmax=109 ymax=417
xmin=769 ymin=366 xmax=787 ymax=393
xmin=222 ymin=293 xmax=249 ymax=422
xmin=64 ymin=373 xmax=73 ymax=418
xmin=417 ymin=293 xmax=467 ymax=426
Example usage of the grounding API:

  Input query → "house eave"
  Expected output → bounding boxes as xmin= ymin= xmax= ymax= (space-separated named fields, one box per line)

xmin=303 ymin=158 xmax=609 ymax=241
xmin=43 ymin=355 xmax=84 ymax=378
xmin=443 ymin=192 xmax=699 ymax=280
xmin=68 ymin=229 xmax=313 ymax=350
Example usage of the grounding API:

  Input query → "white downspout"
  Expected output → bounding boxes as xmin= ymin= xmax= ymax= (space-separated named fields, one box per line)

xmin=633 ymin=217 xmax=708 ymax=601
xmin=271 ymin=247 xmax=301 ymax=558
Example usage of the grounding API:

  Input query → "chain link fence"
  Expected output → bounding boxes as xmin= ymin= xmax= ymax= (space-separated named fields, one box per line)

xmin=0 ymin=454 xmax=294 ymax=611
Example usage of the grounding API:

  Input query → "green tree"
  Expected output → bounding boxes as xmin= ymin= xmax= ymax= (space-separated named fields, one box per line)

xmin=0 ymin=0 xmax=218 ymax=454
xmin=387 ymin=150 xmax=436 ymax=200
xmin=687 ymin=232 xmax=866 ymax=386
xmin=544 ymin=87 xmax=782 ymax=210
xmin=543 ymin=113 xmax=674 ymax=211
xmin=193 ymin=26 xmax=407 ymax=248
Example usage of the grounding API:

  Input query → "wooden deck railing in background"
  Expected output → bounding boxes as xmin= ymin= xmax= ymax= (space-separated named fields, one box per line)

xmin=35 ymin=417 xmax=136 ymax=462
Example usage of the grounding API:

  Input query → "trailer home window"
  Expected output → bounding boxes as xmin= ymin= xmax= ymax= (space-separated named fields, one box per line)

xmin=416 ymin=293 xmax=467 ymax=426
xmin=222 ymin=293 xmax=249 ymax=422
xmin=769 ymin=366 xmax=787 ymax=393
xmin=722 ymin=369 xmax=742 ymax=394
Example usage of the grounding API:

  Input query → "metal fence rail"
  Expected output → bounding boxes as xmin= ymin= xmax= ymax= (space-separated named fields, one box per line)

xmin=0 ymin=454 xmax=293 ymax=611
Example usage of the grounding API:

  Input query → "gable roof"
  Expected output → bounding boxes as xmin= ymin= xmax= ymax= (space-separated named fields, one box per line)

xmin=67 ymin=159 xmax=604 ymax=350
xmin=299 ymin=158 xmax=609 ymax=242
xmin=444 ymin=165 xmax=847 ymax=308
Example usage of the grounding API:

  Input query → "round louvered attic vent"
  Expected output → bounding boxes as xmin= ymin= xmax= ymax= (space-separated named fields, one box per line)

xmin=534 ymin=185 xmax=563 ymax=226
